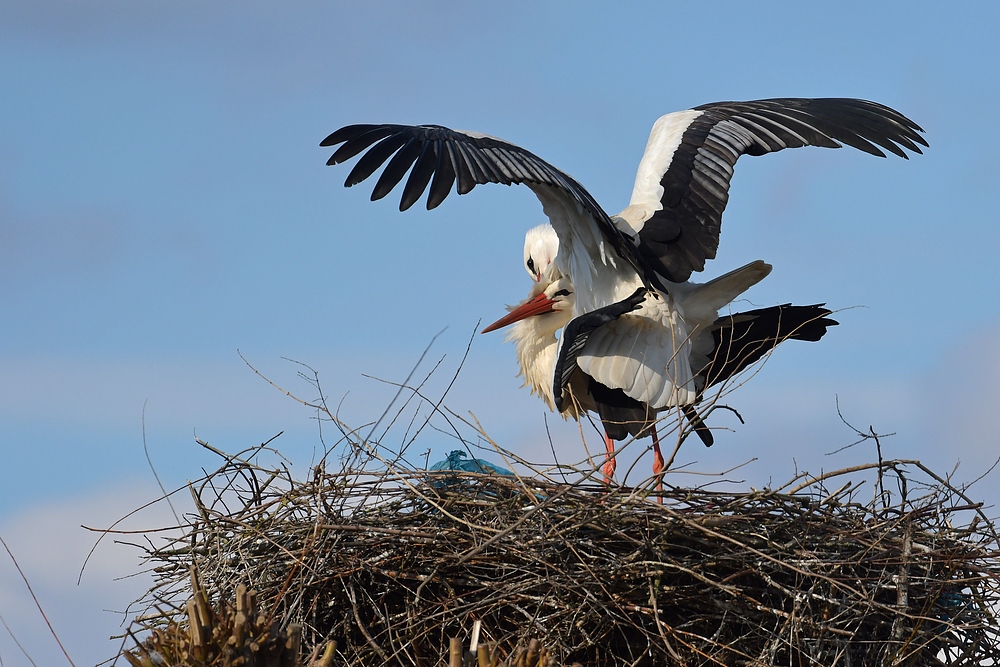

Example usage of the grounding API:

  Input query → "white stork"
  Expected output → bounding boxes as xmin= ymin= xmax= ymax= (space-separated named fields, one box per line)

xmin=321 ymin=98 xmax=924 ymax=452
xmin=481 ymin=224 xmax=838 ymax=494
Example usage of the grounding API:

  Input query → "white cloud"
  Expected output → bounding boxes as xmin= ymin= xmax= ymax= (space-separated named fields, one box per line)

xmin=0 ymin=486 xmax=185 ymax=667
xmin=916 ymin=323 xmax=1000 ymax=494
xmin=0 ymin=355 xmax=334 ymax=433
xmin=0 ymin=484 xmax=183 ymax=667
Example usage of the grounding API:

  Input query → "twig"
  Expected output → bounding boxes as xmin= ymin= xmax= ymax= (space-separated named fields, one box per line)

xmin=0 ymin=536 xmax=76 ymax=667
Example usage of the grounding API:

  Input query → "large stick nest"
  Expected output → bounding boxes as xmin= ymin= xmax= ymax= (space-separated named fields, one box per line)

xmin=129 ymin=438 xmax=1000 ymax=667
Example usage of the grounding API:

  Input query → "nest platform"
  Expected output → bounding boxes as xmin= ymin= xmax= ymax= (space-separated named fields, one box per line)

xmin=126 ymin=445 xmax=1000 ymax=667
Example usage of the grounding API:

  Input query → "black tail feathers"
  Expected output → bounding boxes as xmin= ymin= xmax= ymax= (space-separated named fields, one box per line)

xmin=704 ymin=304 xmax=837 ymax=390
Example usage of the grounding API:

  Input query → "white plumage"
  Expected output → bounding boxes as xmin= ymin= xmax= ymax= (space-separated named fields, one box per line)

xmin=483 ymin=225 xmax=838 ymax=484
xmin=488 ymin=224 xmax=770 ymax=422
xmin=617 ymin=109 xmax=706 ymax=233
xmin=323 ymin=98 xmax=924 ymax=415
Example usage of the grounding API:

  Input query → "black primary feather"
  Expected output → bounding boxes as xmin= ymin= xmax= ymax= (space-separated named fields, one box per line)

xmin=321 ymin=124 xmax=654 ymax=289
xmin=551 ymin=288 xmax=649 ymax=413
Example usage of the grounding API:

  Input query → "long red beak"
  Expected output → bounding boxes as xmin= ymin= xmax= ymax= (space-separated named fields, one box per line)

xmin=481 ymin=293 xmax=557 ymax=333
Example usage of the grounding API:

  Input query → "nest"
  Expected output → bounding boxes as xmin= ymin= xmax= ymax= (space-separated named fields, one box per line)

xmin=124 ymin=433 xmax=1000 ymax=667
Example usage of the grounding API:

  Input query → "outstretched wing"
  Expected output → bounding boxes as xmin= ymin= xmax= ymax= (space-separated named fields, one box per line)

xmin=619 ymin=98 xmax=927 ymax=282
xmin=321 ymin=124 xmax=648 ymax=298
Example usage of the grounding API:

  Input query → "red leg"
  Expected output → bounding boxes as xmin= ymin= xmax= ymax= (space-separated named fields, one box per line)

xmin=651 ymin=423 xmax=664 ymax=504
xmin=603 ymin=433 xmax=616 ymax=483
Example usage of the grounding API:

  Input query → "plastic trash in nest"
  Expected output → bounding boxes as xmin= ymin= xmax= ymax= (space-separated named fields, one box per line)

xmin=428 ymin=450 xmax=514 ymax=476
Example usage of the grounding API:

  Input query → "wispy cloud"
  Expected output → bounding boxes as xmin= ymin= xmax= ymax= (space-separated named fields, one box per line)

xmin=919 ymin=323 xmax=1000 ymax=476
xmin=0 ymin=207 xmax=128 ymax=282
xmin=0 ymin=483 xmax=182 ymax=667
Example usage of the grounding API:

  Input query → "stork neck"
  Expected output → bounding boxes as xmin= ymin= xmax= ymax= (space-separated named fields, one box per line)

xmin=509 ymin=320 xmax=559 ymax=411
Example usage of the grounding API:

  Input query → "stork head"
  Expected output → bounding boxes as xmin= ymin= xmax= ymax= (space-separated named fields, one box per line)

xmin=523 ymin=223 xmax=559 ymax=282
xmin=481 ymin=276 xmax=575 ymax=336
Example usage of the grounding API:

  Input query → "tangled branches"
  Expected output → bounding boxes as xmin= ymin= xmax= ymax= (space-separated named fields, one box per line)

xmin=127 ymin=439 xmax=1000 ymax=666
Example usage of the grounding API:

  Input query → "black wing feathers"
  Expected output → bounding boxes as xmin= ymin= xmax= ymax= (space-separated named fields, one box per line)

xmin=345 ymin=134 xmax=410 ymax=188
xmin=323 ymin=124 xmax=596 ymax=211
xmin=427 ymin=141 xmax=457 ymax=209
xmin=702 ymin=304 xmax=838 ymax=391
xmin=370 ymin=138 xmax=423 ymax=199
xmin=322 ymin=123 xmax=652 ymax=286
xmin=588 ymin=380 xmax=655 ymax=441
xmin=323 ymin=99 xmax=925 ymax=287
xmin=325 ymin=125 xmax=398 ymax=165
xmin=639 ymin=98 xmax=926 ymax=283
xmin=400 ymin=141 xmax=438 ymax=210
xmin=551 ymin=288 xmax=648 ymax=413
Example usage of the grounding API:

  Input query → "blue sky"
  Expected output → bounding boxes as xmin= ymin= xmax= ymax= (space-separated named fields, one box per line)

xmin=1 ymin=2 xmax=999 ymax=664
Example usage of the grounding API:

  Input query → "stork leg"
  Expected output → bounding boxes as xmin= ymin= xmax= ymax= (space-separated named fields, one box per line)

xmin=603 ymin=433 xmax=616 ymax=484
xmin=651 ymin=423 xmax=664 ymax=505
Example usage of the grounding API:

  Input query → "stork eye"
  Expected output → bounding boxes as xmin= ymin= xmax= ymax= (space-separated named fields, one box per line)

xmin=553 ymin=289 xmax=571 ymax=297
xmin=526 ymin=258 xmax=536 ymax=273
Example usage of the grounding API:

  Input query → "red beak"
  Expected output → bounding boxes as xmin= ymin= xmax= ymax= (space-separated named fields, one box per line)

xmin=481 ymin=292 xmax=557 ymax=333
